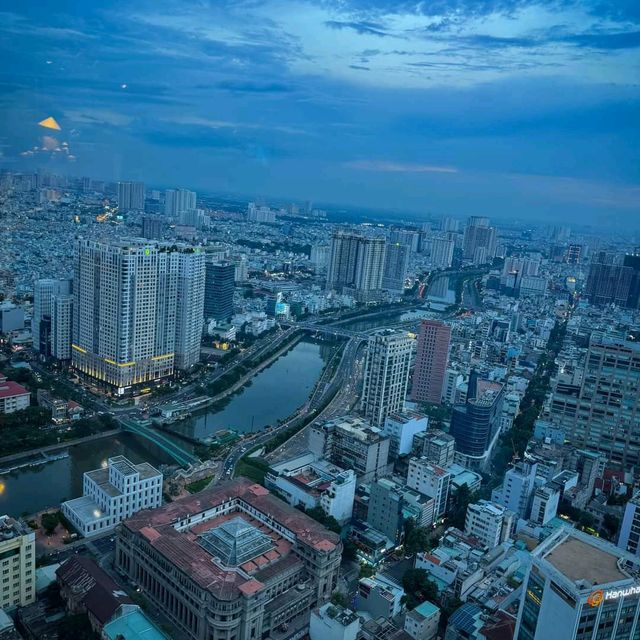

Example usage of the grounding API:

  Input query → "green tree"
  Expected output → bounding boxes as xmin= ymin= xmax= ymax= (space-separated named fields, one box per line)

xmin=359 ymin=563 xmax=375 ymax=578
xmin=603 ymin=514 xmax=620 ymax=538
xmin=404 ymin=527 xmax=431 ymax=556
xmin=331 ymin=591 xmax=347 ymax=607
xmin=41 ymin=512 xmax=59 ymax=536
xmin=402 ymin=569 xmax=439 ymax=610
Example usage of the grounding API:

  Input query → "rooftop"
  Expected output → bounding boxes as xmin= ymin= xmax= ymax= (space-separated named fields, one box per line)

xmin=103 ymin=608 xmax=169 ymax=640
xmin=0 ymin=376 xmax=29 ymax=399
xmin=412 ymin=600 xmax=440 ymax=618
xmin=199 ymin=517 xmax=274 ymax=566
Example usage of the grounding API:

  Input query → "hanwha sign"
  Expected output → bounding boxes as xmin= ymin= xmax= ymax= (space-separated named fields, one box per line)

xmin=588 ymin=590 xmax=604 ymax=607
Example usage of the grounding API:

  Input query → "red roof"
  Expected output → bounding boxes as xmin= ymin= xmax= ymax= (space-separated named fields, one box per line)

xmin=0 ymin=379 xmax=29 ymax=399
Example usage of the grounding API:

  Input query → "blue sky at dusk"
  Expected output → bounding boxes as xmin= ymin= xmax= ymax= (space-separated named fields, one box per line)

xmin=1 ymin=0 xmax=639 ymax=225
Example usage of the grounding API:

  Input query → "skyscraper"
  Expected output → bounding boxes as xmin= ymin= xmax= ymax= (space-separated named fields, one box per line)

xmin=429 ymin=237 xmax=455 ymax=269
xmin=462 ymin=216 xmax=497 ymax=263
xmin=450 ymin=371 xmax=504 ymax=468
xmin=326 ymin=231 xmax=386 ymax=301
xmin=117 ymin=181 xmax=145 ymax=212
xmin=545 ymin=334 xmax=640 ymax=466
xmin=382 ymin=242 xmax=409 ymax=295
xmin=361 ymin=330 xmax=414 ymax=427
xmin=51 ymin=294 xmax=73 ymax=361
xmin=141 ymin=215 xmax=165 ymax=240
xmin=164 ymin=188 xmax=197 ymax=217
xmin=33 ymin=278 xmax=72 ymax=356
xmin=411 ymin=320 xmax=451 ymax=405
xmin=585 ymin=253 xmax=633 ymax=306
xmin=204 ymin=261 xmax=235 ymax=321
xmin=72 ymin=239 xmax=204 ymax=394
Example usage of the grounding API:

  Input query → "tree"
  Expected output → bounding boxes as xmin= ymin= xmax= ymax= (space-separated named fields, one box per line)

xmin=603 ymin=514 xmax=620 ymax=538
xmin=331 ymin=591 xmax=347 ymax=607
xmin=402 ymin=569 xmax=439 ymax=610
xmin=342 ymin=539 xmax=358 ymax=562
xmin=404 ymin=527 xmax=431 ymax=556
xmin=58 ymin=614 xmax=98 ymax=640
xmin=41 ymin=512 xmax=59 ymax=536
xmin=359 ymin=563 xmax=375 ymax=578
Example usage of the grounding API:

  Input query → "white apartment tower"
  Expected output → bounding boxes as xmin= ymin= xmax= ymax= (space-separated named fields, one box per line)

xmin=361 ymin=330 xmax=414 ymax=427
xmin=164 ymin=188 xmax=197 ymax=217
xmin=51 ymin=294 xmax=73 ymax=360
xmin=430 ymin=237 xmax=455 ymax=269
xmin=464 ymin=500 xmax=514 ymax=549
xmin=0 ymin=516 xmax=35 ymax=611
xmin=33 ymin=278 xmax=72 ymax=356
xmin=72 ymin=239 xmax=204 ymax=394
xmin=117 ymin=181 xmax=145 ymax=211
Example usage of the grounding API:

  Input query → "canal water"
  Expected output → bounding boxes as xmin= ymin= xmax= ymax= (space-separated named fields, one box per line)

xmin=0 ymin=432 xmax=172 ymax=518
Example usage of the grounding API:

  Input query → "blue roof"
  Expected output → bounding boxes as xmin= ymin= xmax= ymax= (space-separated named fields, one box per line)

xmin=103 ymin=608 xmax=169 ymax=640
xmin=414 ymin=600 xmax=440 ymax=617
xmin=448 ymin=603 xmax=483 ymax=633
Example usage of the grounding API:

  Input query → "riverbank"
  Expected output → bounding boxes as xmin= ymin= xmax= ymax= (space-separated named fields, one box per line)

xmin=0 ymin=428 xmax=121 ymax=466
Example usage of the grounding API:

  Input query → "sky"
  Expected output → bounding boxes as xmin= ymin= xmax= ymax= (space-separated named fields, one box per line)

xmin=1 ymin=0 xmax=639 ymax=226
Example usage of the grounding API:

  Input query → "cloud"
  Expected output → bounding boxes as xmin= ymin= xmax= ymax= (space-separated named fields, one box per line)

xmin=324 ymin=20 xmax=394 ymax=38
xmin=345 ymin=160 xmax=459 ymax=173
xmin=215 ymin=80 xmax=292 ymax=93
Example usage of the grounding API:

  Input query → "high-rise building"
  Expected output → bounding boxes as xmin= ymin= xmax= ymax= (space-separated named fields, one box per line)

xmin=618 ymin=491 xmax=640 ymax=557
xmin=514 ymin=527 xmax=640 ymax=640
xmin=463 ymin=216 xmax=497 ymax=263
xmin=441 ymin=217 xmax=460 ymax=233
xmin=430 ymin=237 xmax=455 ymax=269
xmin=0 ymin=515 xmax=35 ymax=611
xmin=382 ymin=411 xmax=428 ymax=459
xmin=406 ymin=458 xmax=451 ymax=517
xmin=411 ymin=320 xmax=451 ymax=405
xmin=382 ymin=242 xmax=408 ymax=295
xmin=585 ymin=253 xmax=634 ymax=307
xmin=33 ymin=278 xmax=72 ymax=356
xmin=117 ymin=181 xmax=145 ymax=212
xmin=413 ymin=430 xmax=456 ymax=468
xmin=464 ymin=500 xmax=514 ymax=549
xmin=309 ymin=416 xmax=390 ymax=483
xmin=450 ymin=372 xmax=504 ymax=468
xmin=491 ymin=459 xmax=538 ymax=519
xmin=326 ymin=232 xmax=386 ymax=300
xmin=310 ymin=245 xmax=330 ymax=270
xmin=546 ymin=334 xmax=640 ymax=466
xmin=51 ymin=294 xmax=73 ymax=360
xmin=389 ymin=228 xmax=420 ymax=252
xmin=204 ymin=261 xmax=235 ymax=322
xmin=361 ymin=330 xmax=414 ymax=427
xmin=566 ymin=244 xmax=582 ymax=264
xmin=72 ymin=239 xmax=204 ymax=394
xmin=164 ymin=188 xmax=197 ymax=217
xmin=174 ymin=251 xmax=206 ymax=369
xmin=623 ymin=253 xmax=640 ymax=309
xmin=141 ymin=215 xmax=165 ymax=240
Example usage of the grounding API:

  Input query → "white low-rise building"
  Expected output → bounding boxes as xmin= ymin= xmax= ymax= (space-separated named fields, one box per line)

xmin=464 ymin=500 xmax=514 ymax=549
xmin=404 ymin=601 xmax=440 ymax=640
xmin=382 ymin=411 xmax=428 ymax=458
xmin=62 ymin=456 xmax=162 ymax=537
xmin=310 ymin=604 xmax=360 ymax=640
xmin=0 ymin=375 xmax=30 ymax=414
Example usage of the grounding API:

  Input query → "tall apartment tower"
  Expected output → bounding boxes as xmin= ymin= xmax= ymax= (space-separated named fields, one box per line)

xmin=33 ymin=278 xmax=72 ymax=356
xmin=204 ymin=261 xmax=235 ymax=322
xmin=411 ymin=320 xmax=451 ymax=405
xmin=546 ymin=334 xmax=640 ymax=466
xmin=175 ymin=251 xmax=206 ymax=369
xmin=164 ymin=188 xmax=197 ymax=217
xmin=72 ymin=239 xmax=204 ymax=394
xmin=326 ymin=231 xmax=386 ymax=301
xmin=430 ymin=237 xmax=455 ymax=269
xmin=117 ymin=181 xmax=145 ymax=211
xmin=463 ymin=216 xmax=497 ymax=263
xmin=361 ymin=330 xmax=414 ymax=427
xmin=382 ymin=242 xmax=409 ymax=295
xmin=0 ymin=515 xmax=35 ymax=611
xmin=51 ymin=294 xmax=73 ymax=360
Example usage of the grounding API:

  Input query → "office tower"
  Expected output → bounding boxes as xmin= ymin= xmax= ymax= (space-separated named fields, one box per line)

xmin=361 ymin=330 xmax=414 ymax=427
xmin=234 ymin=255 xmax=249 ymax=282
xmin=174 ymin=250 xmax=206 ymax=369
xmin=406 ymin=458 xmax=451 ymax=517
xmin=309 ymin=416 xmax=390 ymax=483
xmin=430 ymin=237 xmax=455 ymax=269
xmin=367 ymin=478 xmax=434 ymax=544
xmin=0 ymin=516 xmax=35 ymax=611
xmin=141 ymin=215 xmax=165 ymax=240
xmin=464 ymin=501 xmax=514 ymax=549
xmin=585 ymin=252 xmax=633 ymax=306
xmin=530 ymin=485 xmax=560 ymax=526
xmin=566 ymin=244 xmax=582 ymax=264
xmin=164 ymin=188 xmax=197 ymax=217
xmin=382 ymin=242 xmax=409 ymax=295
xmin=623 ymin=253 xmax=640 ymax=309
xmin=382 ymin=411 xmax=428 ymax=458
xmin=33 ymin=278 xmax=72 ymax=356
xmin=389 ymin=228 xmax=420 ymax=253
xmin=116 ymin=478 xmax=342 ymax=640
xmin=51 ymin=294 xmax=73 ymax=360
xmin=450 ymin=371 xmax=505 ymax=467
xmin=72 ymin=239 xmax=203 ymax=393
xmin=514 ymin=527 xmax=640 ymax=640
xmin=491 ymin=459 xmax=538 ymax=519
xmin=204 ymin=261 xmax=235 ymax=322
xmin=326 ymin=232 xmax=386 ymax=301
xmin=463 ymin=216 xmax=497 ymax=262
xmin=411 ymin=320 xmax=451 ymax=405
xmin=618 ymin=492 xmax=640 ymax=556
xmin=117 ymin=181 xmax=145 ymax=211
xmin=546 ymin=334 xmax=640 ymax=466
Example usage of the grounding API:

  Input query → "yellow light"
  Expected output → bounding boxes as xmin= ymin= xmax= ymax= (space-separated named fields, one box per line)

xmin=151 ymin=353 xmax=173 ymax=361
xmin=0 ymin=481 xmax=5 ymax=495
xmin=38 ymin=116 xmax=61 ymax=131
xmin=72 ymin=344 xmax=87 ymax=354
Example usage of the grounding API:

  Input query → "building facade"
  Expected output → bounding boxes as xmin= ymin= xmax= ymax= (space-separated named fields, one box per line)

xmin=361 ymin=330 xmax=414 ymax=427
xmin=116 ymin=478 xmax=342 ymax=640
xmin=62 ymin=456 xmax=162 ymax=537
xmin=0 ymin=375 xmax=30 ymax=414
xmin=117 ymin=181 xmax=145 ymax=212
xmin=382 ymin=411 xmax=428 ymax=459
xmin=463 ymin=500 xmax=514 ymax=549
xmin=164 ymin=188 xmax=197 ymax=217
xmin=407 ymin=458 xmax=451 ymax=517
xmin=411 ymin=320 xmax=451 ymax=405
xmin=204 ymin=261 xmax=235 ymax=322
xmin=0 ymin=515 xmax=35 ymax=611
xmin=33 ymin=277 xmax=72 ymax=356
